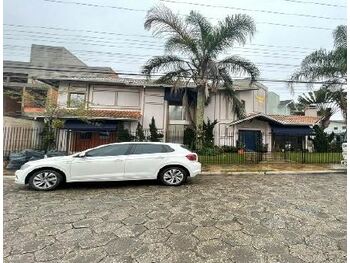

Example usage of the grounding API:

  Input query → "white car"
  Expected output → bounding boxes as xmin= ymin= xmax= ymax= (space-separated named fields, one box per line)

xmin=15 ymin=142 xmax=201 ymax=191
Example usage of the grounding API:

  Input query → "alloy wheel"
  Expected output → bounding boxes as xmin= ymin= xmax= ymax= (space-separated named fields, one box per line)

xmin=163 ymin=168 xmax=184 ymax=185
xmin=32 ymin=171 xmax=58 ymax=190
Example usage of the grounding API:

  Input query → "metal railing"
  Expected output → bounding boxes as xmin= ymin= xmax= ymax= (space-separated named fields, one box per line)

xmin=3 ymin=126 xmax=344 ymax=165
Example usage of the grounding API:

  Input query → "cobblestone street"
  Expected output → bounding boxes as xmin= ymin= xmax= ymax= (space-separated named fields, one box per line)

xmin=3 ymin=173 xmax=346 ymax=263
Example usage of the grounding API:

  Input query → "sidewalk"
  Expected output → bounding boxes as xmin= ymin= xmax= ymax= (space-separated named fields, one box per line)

xmin=2 ymin=163 xmax=346 ymax=177
xmin=202 ymin=163 xmax=346 ymax=175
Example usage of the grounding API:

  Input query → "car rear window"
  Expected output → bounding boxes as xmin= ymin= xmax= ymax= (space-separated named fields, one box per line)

xmin=132 ymin=144 xmax=174 ymax=154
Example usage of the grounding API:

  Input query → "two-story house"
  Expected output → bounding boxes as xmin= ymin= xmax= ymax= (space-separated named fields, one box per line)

xmin=4 ymin=44 xmax=322 ymax=153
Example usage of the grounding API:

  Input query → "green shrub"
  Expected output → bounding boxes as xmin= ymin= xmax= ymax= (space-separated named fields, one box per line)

xmin=220 ymin=146 xmax=237 ymax=153
xmin=198 ymin=146 xmax=223 ymax=156
xmin=149 ymin=117 xmax=163 ymax=142
xmin=183 ymin=127 xmax=196 ymax=150
xmin=135 ymin=122 xmax=145 ymax=141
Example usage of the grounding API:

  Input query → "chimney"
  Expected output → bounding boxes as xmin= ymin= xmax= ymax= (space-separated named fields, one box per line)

xmin=304 ymin=104 xmax=318 ymax=117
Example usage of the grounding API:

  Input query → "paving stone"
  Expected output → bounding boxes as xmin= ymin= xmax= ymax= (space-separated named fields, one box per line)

xmin=133 ymin=243 xmax=170 ymax=263
xmin=105 ymin=237 xmax=141 ymax=256
xmin=163 ymin=251 xmax=202 ymax=263
xmin=78 ymin=232 xmax=116 ymax=249
xmin=290 ymin=244 xmax=327 ymax=262
xmin=196 ymin=239 xmax=231 ymax=259
xmin=144 ymin=218 xmax=171 ymax=229
xmin=139 ymin=229 xmax=170 ymax=243
xmin=34 ymin=242 xmax=71 ymax=262
xmin=193 ymin=226 xmax=224 ymax=240
xmin=122 ymin=216 xmax=147 ymax=226
xmin=167 ymin=234 xmax=198 ymax=251
xmin=115 ymin=225 xmax=147 ymax=238
xmin=4 ymin=253 xmax=35 ymax=263
xmin=229 ymin=246 xmax=264 ymax=263
xmin=63 ymin=247 xmax=107 ymax=263
xmin=167 ymin=222 xmax=197 ymax=235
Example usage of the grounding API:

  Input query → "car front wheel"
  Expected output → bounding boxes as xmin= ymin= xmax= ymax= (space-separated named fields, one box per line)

xmin=28 ymin=169 xmax=63 ymax=191
xmin=160 ymin=167 xmax=187 ymax=186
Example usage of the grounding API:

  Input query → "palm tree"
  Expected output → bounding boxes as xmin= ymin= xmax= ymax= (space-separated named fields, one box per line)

xmin=142 ymin=6 xmax=260 ymax=148
xmin=290 ymin=25 xmax=347 ymax=120
xmin=298 ymin=87 xmax=338 ymax=128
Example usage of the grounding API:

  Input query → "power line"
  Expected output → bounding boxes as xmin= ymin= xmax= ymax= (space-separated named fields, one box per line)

xmin=4 ymin=25 xmax=318 ymax=51
xmin=39 ymin=0 xmax=343 ymax=25
xmin=160 ymin=0 xmax=346 ymax=20
xmin=4 ymin=46 xmax=306 ymax=61
xmin=3 ymin=44 xmax=305 ymax=67
xmin=5 ymin=65 xmax=345 ymax=85
xmin=279 ymin=0 xmax=346 ymax=8
xmin=3 ymin=34 xmax=310 ymax=58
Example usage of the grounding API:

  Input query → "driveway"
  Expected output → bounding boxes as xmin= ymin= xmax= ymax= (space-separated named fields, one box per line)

xmin=4 ymin=173 xmax=346 ymax=263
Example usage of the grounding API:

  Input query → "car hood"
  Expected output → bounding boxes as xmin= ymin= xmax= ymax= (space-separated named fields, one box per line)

xmin=27 ymin=155 xmax=73 ymax=165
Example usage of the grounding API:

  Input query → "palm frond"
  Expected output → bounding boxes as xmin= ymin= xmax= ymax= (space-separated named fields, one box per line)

xmin=219 ymin=55 xmax=260 ymax=80
xmin=154 ymin=68 xmax=191 ymax=85
xmin=208 ymin=14 xmax=256 ymax=57
xmin=144 ymin=5 xmax=200 ymax=57
xmin=185 ymin=11 xmax=213 ymax=52
xmin=219 ymin=68 xmax=246 ymax=119
xmin=141 ymin=55 xmax=188 ymax=76
xmin=333 ymin=25 xmax=347 ymax=49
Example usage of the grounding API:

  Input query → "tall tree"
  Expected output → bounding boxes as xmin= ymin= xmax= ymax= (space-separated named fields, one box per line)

xmin=142 ymin=6 xmax=260 ymax=148
xmin=290 ymin=25 xmax=347 ymax=120
xmin=298 ymin=87 xmax=338 ymax=127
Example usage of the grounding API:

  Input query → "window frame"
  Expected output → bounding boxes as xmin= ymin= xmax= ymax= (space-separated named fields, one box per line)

xmin=85 ymin=144 xmax=132 ymax=157
xmin=129 ymin=144 xmax=173 ymax=155
xmin=68 ymin=92 xmax=86 ymax=108
xmin=169 ymin=105 xmax=186 ymax=121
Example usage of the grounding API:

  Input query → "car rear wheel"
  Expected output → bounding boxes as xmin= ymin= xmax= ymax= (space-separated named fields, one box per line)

xmin=160 ymin=167 xmax=187 ymax=186
xmin=28 ymin=169 xmax=62 ymax=191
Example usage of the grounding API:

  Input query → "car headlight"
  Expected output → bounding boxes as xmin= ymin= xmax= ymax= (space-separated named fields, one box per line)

xmin=20 ymin=163 xmax=32 ymax=170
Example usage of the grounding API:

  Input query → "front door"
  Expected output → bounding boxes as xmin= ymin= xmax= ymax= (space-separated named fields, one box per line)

xmin=239 ymin=130 xmax=262 ymax=152
xmin=70 ymin=143 xmax=131 ymax=181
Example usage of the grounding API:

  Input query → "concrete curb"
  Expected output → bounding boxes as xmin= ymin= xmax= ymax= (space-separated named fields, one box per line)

xmin=201 ymin=170 xmax=346 ymax=175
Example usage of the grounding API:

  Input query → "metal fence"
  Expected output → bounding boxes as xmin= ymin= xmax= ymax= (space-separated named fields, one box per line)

xmin=3 ymin=126 xmax=344 ymax=164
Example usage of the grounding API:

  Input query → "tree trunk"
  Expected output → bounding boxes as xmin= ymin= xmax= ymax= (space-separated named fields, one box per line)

xmin=195 ymin=86 xmax=205 ymax=150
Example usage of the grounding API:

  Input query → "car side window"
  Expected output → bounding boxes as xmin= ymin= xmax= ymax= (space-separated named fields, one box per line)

xmin=132 ymin=144 xmax=171 ymax=154
xmin=86 ymin=144 xmax=131 ymax=157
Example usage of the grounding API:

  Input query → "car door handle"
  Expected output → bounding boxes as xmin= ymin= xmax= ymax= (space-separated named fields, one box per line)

xmin=114 ymin=159 xmax=123 ymax=162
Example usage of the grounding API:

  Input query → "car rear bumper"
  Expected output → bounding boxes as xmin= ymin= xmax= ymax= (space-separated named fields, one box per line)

xmin=189 ymin=161 xmax=201 ymax=177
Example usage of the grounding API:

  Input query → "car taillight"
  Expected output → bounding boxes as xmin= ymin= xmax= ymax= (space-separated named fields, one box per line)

xmin=186 ymin=153 xmax=197 ymax=161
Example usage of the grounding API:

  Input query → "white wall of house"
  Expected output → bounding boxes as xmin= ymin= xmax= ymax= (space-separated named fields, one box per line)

xmin=142 ymin=88 xmax=167 ymax=131
xmin=324 ymin=120 xmax=347 ymax=134
xmin=204 ymin=85 xmax=268 ymax=146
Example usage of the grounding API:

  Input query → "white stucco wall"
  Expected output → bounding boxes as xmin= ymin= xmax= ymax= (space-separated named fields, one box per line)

xmin=324 ymin=121 xmax=347 ymax=134
xmin=142 ymin=88 xmax=166 ymax=131
xmin=204 ymin=86 xmax=268 ymax=146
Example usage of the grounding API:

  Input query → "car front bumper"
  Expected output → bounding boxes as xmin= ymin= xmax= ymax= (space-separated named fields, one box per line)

xmin=15 ymin=169 xmax=28 ymax=185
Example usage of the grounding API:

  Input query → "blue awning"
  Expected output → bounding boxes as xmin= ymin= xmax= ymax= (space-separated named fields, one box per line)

xmin=64 ymin=120 xmax=118 ymax=131
xmin=271 ymin=126 xmax=314 ymax=136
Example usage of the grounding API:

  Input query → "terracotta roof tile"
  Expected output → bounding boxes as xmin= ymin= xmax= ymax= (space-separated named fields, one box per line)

xmin=268 ymin=115 xmax=321 ymax=125
xmin=64 ymin=109 xmax=142 ymax=120
xmin=231 ymin=112 xmax=322 ymax=126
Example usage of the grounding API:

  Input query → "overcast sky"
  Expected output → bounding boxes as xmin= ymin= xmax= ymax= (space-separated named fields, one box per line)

xmin=3 ymin=0 xmax=347 ymax=118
